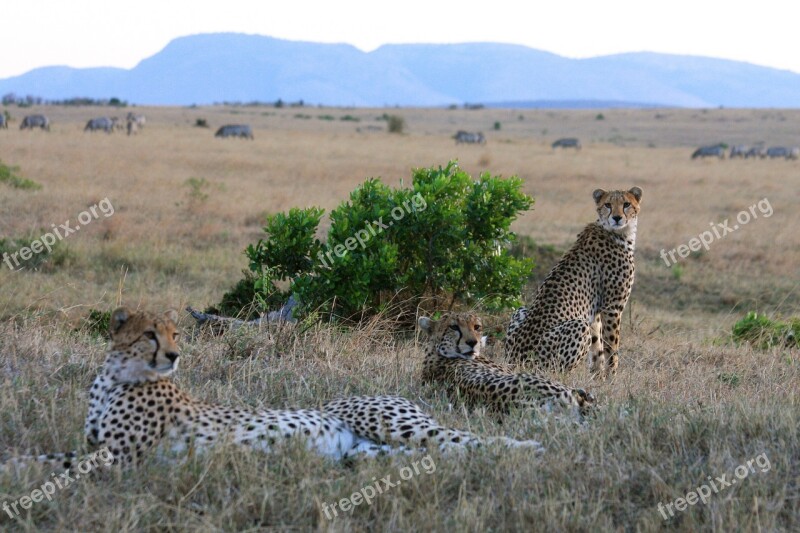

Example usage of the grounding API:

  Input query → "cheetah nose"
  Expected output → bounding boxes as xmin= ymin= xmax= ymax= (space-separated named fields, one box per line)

xmin=165 ymin=351 xmax=179 ymax=363
xmin=612 ymin=215 xmax=622 ymax=223
xmin=465 ymin=339 xmax=478 ymax=348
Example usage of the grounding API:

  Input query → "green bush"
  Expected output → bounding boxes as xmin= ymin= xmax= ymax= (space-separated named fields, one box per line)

xmin=386 ymin=115 xmax=405 ymax=134
xmin=224 ymin=161 xmax=534 ymax=323
xmin=81 ymin=309 xmax=112 ymax=338
xmin=732 ymin=311 xmax=800 ymax=349
xmin=0 ymin=232 xmax=72 ymax=271
xmin=0 ymin=161 xmax=41 ymax=190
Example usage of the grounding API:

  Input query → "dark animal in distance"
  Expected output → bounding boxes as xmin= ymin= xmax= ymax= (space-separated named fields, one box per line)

xmin=0 ymin=114 xmax=7 ymax=129
xmin=552 ymin=138 xmax=581 ymax=150
xmin=453 ymin=130 xmax=486 ymax=144
xmin=20 ymin=114 xmax=50 ymax=131
xmin=215 ymin=124 xmax=254 ymax=139
xmin=766 ymin=146 xmax=799 ymax=159
xmin=691 ymin=145 xmax=725 ymax=159
xmin=84 ymin=117 xmax=117 ymax=133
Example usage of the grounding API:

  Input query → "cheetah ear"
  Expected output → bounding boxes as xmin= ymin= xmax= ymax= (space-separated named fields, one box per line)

xmin=628 ymin=187 xmax=642 ymax=202
xmin=110 ymin=306 xmax=131 ymax=336
xmin=164 ymin=309 xmax=179 ymax=324
xmin=418 ymin=316 xmax=435 ymax=334
xmin=592 ymin=189 xmax=607 ymax=203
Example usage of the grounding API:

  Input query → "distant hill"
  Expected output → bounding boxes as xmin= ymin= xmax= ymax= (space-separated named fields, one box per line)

xmin=2 ymin=33 xmax=800 ymax=107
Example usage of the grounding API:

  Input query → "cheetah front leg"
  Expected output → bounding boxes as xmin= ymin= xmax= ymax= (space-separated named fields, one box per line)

xmin=599 ymin=308 xmax=623 ymax=376
xmin=587 ymin=315 xmax=605 ymax=377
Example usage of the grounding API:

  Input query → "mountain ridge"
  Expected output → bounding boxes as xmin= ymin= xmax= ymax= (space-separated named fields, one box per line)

xmin=1 ymin=32 xmax=798 ymax=107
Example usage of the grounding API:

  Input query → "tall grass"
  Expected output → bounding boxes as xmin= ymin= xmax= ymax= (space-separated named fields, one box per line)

xmin=0 ymin=105 xmax=798 ymax=530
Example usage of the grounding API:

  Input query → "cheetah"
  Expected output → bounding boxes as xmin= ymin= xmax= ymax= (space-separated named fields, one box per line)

xmin=505 ymin=187 xmax=642 ymax=377
xmin=5 ymin=307 xmax=542 ymax=472
xmin=419 ymin=313 xmax=595 ymax=417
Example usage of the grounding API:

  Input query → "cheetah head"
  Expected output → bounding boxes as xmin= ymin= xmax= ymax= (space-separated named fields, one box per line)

xmin=104 ymin=307 xmax=181 ymax=384
xmin=593 ymin=187 xmax=642 ymax=233
xmin=418 ymin=313 xmax=483 ymax=359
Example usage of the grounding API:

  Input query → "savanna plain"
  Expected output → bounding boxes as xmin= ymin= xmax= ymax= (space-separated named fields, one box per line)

xmin=0 ymin=105 xmax=798 ymax=532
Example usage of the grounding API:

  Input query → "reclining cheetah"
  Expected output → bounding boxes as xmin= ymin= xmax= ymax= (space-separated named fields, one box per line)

xmin=419 ymin=313 xmax=595 ymax=417
xmin=5 ymin=307 xmax=542 ymax=472
xmin=505 ymin=187 xmax=642 ymax=377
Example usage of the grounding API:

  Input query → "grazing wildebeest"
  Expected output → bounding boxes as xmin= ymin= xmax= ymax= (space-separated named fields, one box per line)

xmin=691 ymin=145 xmax=725 ymax=159
xmin=84 ymin=116 xmax=117 ymax=133
xmin=453 ymin=130 xmax=486 ymax=144
xmin=20 ymin=114 xmax=50 ymax=131
xmin=552 ymin=138 xmax=581 ymax=150
xmin=745 ymin=146 xmax=767 ymax=159
xmin=126 ymin=118 xmax=138 ymax=136
xmin=729 ymin=145 xmax=748 ymax=158
xmin=766 ymin=147 xmax=790 ymax=159
xmin=0 ymin=114 xmax=7 ymax=129
xmin=215 ymin=124 xmax=254 ymax=139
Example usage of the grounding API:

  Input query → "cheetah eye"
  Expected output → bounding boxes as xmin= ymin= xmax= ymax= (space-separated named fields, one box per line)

xmin=623 ymin=202 xmax=631 ymax=209
xmin=604 ymin=203 xmax=612 ymax=209
xmin=449 ymin=324 xmax=460 ymax=332
xmin=172 ymin=332 xmax=180 ymax=341
xmin=143 ymin=331 xmax=156 ymax=341
xmin=474 ymin=324 xmax=482 ymax=332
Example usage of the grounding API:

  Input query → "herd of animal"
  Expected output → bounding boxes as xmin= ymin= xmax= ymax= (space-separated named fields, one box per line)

xmin=692 ymin=143 xmax=799 ymax=159
xmin=454 ymin=130 xmax=582 ymax=151
xmin=1 ymin=187 xmax=642 ymax=472
xmin=0 ymin=112 xmax=147 ymax=136
xmin=0 ymin=112 xmax=254 ymax=140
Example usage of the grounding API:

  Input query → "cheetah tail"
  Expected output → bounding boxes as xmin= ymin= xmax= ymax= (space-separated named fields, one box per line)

xmin=1 ymin=448 xmax=116 ymax=475
xmin=434 ymin=428 xmax=545 ymax=454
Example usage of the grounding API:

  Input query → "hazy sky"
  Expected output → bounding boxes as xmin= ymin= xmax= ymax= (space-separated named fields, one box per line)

xmin=2 ymin=0 xmax=798 ymax=78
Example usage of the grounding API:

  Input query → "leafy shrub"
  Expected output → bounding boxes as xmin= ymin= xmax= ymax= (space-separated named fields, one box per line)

xmin=194 ymin=118 xmax=209 ymax=128
xmin=211 ymin=270 xmax=281 ymax=320
xmin=0 ymin=232 xmax=72 ymax=271
xmin=494 ymin=121 xmax=501 ymax=130
xmin=732 ymin=311 xmax=800 ymax=349
xmin=340 ymin=115 xmax=360 ymax=122
xmin=81 ymin=309 xmax=112 ymax=338
xmin=184 ymin=177 xmax=210 ymax=203
xmin=386 ymin=115 xmax=405 ymax=134
xmin=223 ymin=161 xmax=534 ymax=323
xmin=0 ymin=161 xmax=41 ymax=190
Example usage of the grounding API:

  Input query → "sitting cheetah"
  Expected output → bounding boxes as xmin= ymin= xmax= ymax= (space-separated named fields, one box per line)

xmin=419 ymin=313 xmax=595 ymax=417
xmin=5 ymin=307 xmax=542 ymax=472
xmin=505 ymin=187 xmax=642 ymax=377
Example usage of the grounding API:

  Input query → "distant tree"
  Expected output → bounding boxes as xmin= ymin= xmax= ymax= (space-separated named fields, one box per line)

xmin=387 ymin=115 xmax=405 ymax=134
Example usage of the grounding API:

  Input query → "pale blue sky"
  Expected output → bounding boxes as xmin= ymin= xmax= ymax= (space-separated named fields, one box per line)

xmin=1 ymin=0 xmax=797 ymax=78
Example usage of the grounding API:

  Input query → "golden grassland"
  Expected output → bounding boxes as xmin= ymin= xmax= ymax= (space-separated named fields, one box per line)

xmin=0 ymin=105 xmax=799 ymax=531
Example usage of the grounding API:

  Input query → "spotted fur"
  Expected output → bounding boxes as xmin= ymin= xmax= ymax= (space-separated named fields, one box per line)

xmin=419 ymin=313 xmax=595 ymax=416
xmin=4 ymin=307 xmax=543 ymax=472
xmin=505 ymin=187 xmax=642 ymax=377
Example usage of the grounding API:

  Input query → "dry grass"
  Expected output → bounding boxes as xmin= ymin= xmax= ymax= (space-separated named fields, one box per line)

xmin=0 ymin=105 xmax=798 ymax=531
